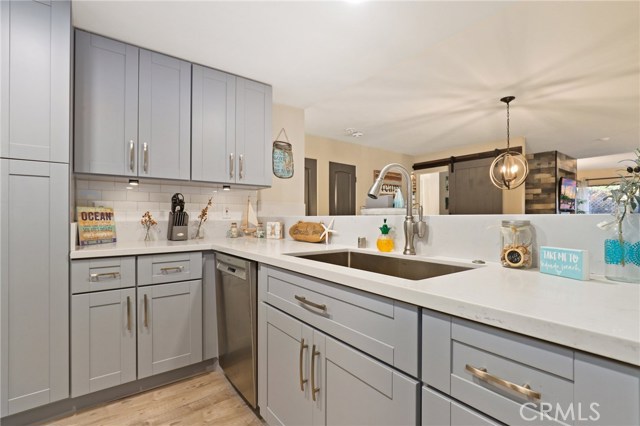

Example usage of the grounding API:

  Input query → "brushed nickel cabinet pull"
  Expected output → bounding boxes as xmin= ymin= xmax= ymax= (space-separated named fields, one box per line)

xmin=229 ymin=153 xmax=235 ymax=179
xmin=143 ymin=142 xmax=149 ymax=173
xmin=299 ymin=338 xmax=308 ymax=391
xmin=129 ymin=140 xmax=135 ymax=172
xmin=465 ymin=364 xmax=541 ymax=401
xmin=294 ymin=295 xmax=327 ymax=312
xmin=160 ymin=265 xmax=184 ymax=274
xmin=311 ymin=344 xmax=320 ymax=402
xmin=239 ymin=154 xmax=245 ymax=179
xmin=143 ymin=294 xmax=149 ymax=328
xmin=126 ymin=296 xmax=132 ymax=332
xmin=90 ymin=272 xmax=121 ymax=282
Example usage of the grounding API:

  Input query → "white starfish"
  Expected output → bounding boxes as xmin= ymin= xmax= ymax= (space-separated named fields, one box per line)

xmin=320 ymin=218 xmax=337 ymax=245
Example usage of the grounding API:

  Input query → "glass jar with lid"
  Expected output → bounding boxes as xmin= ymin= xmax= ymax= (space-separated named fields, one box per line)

xmin=500 ymin=220 xmax=533 ymax=268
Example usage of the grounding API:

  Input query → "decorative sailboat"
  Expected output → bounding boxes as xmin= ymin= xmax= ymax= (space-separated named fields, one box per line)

xmin=241 ymin=198 xmax=258 ymax=236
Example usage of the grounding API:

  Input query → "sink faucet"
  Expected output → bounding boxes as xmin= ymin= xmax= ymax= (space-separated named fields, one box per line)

xmin=367 ymin=163 xmax=427 ymax=255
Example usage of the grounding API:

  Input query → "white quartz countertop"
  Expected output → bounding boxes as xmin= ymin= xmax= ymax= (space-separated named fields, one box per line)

xmin=71 ymin=238 xmax=640 ymax=367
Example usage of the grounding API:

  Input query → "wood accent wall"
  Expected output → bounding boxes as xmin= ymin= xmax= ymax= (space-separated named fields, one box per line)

xmin=525 ymin=151 xmax=577 ymax=214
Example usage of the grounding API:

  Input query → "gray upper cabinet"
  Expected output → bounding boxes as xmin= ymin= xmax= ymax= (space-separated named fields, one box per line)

xmin=74 ymin=31 xmax=191 ymax=180
xmin=191 ymin=65 xmax=236 ymax=183
xmin=138 ymin=50 xmax=191 ymax=180
xmin=0 ymin=0 xmax=70 ymax=163
xmin=0 ymin=159 xmax=69 ymax=416
xmin=235 ymin=77 xmax=272 ymax=186
xmin=74 ymin=30 xmax=139 ymax=176
xmin=192 ymin=71 xmax=272 ymax=186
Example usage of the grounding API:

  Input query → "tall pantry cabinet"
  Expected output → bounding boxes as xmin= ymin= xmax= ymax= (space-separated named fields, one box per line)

xmin=0 ymin=0 xmax=71 ymax=417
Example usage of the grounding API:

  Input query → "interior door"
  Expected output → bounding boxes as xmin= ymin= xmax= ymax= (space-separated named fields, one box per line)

xmin=329 ymin=162 xmax=356 ymax=215
xmin=305 ymin=158 xmax=318 ymax=216
xmin=448 ymin=158 xmax=502 ymax=214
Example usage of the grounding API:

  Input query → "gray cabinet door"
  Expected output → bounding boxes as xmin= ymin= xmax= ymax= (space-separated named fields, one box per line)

xmin=74 ymin=30 xmax=139 ymax=176
xmin=0 ymin=159 xmax=69 ymax=416
xmin=0 ymin=0 xmax=70 ymax=163
xmin=574 ymin=352 xmax=640 ymax=426
xmin=235 ymin=78 xmax=272 ymax=186
xmin=137 ymin=280 xmax=203 ymax=379
xmin=138 ymin=50 xmax=191 ymax=181
xmin=71 ymin=288 xmax=136 ymax=397
xmin=191 ymin=65 xmax=236 ymax=183
xmin=264 ymin=305 xmax=314 ymax=426
xmin=321 ymin=332 xmax=419 ymax=426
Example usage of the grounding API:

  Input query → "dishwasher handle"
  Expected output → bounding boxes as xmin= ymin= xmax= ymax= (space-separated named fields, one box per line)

xmin=216 ymin=260 xmax=247 ymax=281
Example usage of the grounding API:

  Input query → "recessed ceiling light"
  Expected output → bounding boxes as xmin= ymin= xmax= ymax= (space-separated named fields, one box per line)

xmin=345 ymin=128 xmax=364 ymax=138
xmin=597 ymin=137 xmax=611 ymax=141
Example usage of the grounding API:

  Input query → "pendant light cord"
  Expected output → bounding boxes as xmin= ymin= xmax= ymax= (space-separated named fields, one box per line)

xmin=506 ymin=101 xmax=510 ymax=154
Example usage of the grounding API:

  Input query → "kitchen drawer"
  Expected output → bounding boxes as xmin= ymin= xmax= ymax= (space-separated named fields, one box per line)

xmin=137 ymin=252 xmax=202 ymax=286
xmin=71 ymin=256 xmax=136 ymax=294
xmin=259 ymin=265 xmax=419 ymax=377
xmin=451 ymin=319 xmax=574 ymax=426
xmin=422 ymin=385 xmax=502 ymax=426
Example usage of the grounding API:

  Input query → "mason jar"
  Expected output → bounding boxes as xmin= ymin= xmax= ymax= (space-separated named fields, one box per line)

xmin=500 ymin=220 xmax=533 ymax=268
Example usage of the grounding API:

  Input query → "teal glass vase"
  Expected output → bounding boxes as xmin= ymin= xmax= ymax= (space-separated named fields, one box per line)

xmin=604 ymin=214 xmax=640 ymax=283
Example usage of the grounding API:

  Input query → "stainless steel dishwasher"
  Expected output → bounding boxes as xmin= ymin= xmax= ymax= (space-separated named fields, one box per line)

xmin=215 ymin=253 xmax=258 ymax=408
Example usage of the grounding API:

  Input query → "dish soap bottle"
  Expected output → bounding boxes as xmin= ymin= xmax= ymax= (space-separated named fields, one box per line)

xmin=377 ymin=219 xmax=394 ymax=252
xmin=393 ymin=188 xmax=404 ymax=209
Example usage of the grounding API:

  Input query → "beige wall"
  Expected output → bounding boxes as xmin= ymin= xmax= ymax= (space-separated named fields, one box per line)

xmin=577 ymin=167 xmax=620 ymax=186
xmin=259 ymin=104 xmax=306 ymax=216
xmin=305 ymin=134 xmax=414 ymax=216
xmin=412 ymin=137 xmax=527 ymax=214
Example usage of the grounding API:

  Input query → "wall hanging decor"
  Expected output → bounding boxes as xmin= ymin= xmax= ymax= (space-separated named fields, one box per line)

xmin=273 ymin=128 xmax=294 ymax=179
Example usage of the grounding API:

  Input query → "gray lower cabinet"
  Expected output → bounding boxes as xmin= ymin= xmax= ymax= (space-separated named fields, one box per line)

xmin=0 ymin=159 xmax=69 ymax=416
xmin=422 ymin=308 xmax=640 ymax=426
xmin=137 ymin=280 xmax=203 ymax=378
xmin=263 ymin=305 xmax=418 ymax=426
xmin=422 ymin=386 xmax=500 ymax=426
xmin=71 ymin=288 xmax=136 ymax=397
xmin=74 ymin=30 xmax=191 ymax=180
xmin=0 ymin=0 xmax=71 ymax=163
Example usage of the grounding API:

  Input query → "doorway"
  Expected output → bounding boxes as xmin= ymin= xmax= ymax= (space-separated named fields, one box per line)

xmin=448 ymin=158 xmax=502 ymax=214
xmin=304 ymin=158 xmax=317 ymax=216
xmin=329 ymin=162 xmax=356 ymax=215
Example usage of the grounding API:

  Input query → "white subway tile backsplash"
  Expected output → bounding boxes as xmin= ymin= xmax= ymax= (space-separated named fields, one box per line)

xmin=88 ymin=180 xmax=116 ymax=190
xmin=137 ymin=183 xmax=161 ymax=193
xmin=76 ymin=179 xmax=89 ymax=190
xmin=190 ymin=194 xmax=213 ymax=204
xmin=126 ymin=191 xmax=149 ymax=202
xmin=114 ymin=201 xmax=139 ymax=211
xmin=77 ymin=189 xmax=102 ymax=200
xmin=137 ymin=201 xmax=161 ymax=211
xmin=160 ymin=184 xmax=182 ymax=193
xmin=179 ymin=185 xmax=203 ymax=194
xmin=101 ymin=190 xmax=128 ymax=201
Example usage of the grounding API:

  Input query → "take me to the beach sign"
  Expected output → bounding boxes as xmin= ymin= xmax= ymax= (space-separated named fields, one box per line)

xmin=539 ymin=246 xmax=589 ymax=281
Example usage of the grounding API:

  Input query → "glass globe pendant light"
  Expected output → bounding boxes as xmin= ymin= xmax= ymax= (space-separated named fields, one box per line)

xmin=490 ymin=96 xmax=529 ymax=190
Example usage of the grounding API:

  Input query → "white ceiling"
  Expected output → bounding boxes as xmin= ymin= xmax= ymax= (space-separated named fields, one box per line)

xmin=72 ymin=1 xmax=639 ymax=160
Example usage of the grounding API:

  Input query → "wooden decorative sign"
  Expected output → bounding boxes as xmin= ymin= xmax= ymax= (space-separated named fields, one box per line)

xmin=77 ymin=207 xmax=117 ymax=246
xmin=539 ymin=246 xmax=589 ymax=281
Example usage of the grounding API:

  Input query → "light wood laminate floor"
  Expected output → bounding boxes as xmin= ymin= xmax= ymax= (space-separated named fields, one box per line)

xmin=44 ymin=371 xmax=263 ymax=426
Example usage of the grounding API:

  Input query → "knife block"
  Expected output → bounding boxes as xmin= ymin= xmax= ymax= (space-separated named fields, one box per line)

xmin=167 ymin=212 xmax=189 ymax=241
